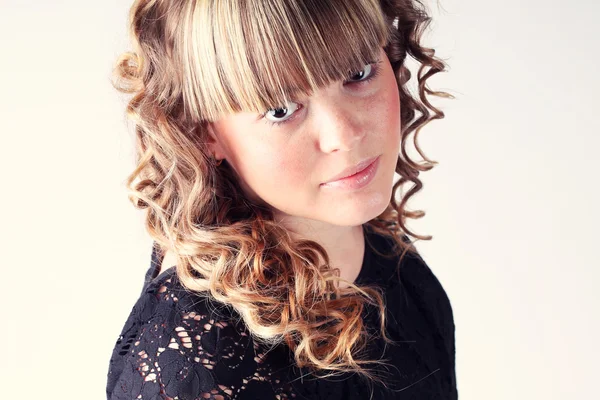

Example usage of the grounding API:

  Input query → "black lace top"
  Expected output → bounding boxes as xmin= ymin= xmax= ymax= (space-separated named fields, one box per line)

xmin=106 ymin=225 xmax=457 ymax=399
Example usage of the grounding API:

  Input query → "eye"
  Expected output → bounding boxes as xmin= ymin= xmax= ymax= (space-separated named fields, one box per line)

xmin=348 ymin=64 xmax=373 ymax=81
xmin=263 ymin=101 xmax=302 ymax=126
xmin=345 ymin=61 xmax=381 ymax=85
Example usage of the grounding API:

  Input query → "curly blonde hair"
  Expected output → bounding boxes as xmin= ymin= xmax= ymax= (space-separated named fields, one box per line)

xmin=112 ymin=0 xmax=453 ymax=386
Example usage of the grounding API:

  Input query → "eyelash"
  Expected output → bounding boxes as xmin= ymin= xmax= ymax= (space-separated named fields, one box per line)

xmin=263 ymin=60 xmax=382 ymax=128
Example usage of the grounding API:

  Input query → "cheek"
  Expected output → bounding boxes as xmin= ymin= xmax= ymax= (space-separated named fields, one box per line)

xmin=266 ymin=151 xmax=310 ymax=184
xmin=242 ymin=145 xmax=312 ymax=190
xmin=381 ymin=78 xmax=401 ymax=130
xmin=378 ymin=80 xmax=402 ymax=148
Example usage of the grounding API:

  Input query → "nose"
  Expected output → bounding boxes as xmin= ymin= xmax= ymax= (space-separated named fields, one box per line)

xmin=313 ymin=98 xmax=366 ymax=154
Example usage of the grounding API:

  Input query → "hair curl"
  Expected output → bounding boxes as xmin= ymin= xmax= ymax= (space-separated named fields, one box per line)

xmin=111 ymin=0 xmax=453 ymax=386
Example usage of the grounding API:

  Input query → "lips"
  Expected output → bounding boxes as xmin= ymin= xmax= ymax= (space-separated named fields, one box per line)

xmin=322 ymin=155 xmax=379 ymax=184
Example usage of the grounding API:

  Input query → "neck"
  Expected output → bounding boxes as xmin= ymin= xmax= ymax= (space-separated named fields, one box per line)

xmin=273 ymin=214 xmax=366 ymax=289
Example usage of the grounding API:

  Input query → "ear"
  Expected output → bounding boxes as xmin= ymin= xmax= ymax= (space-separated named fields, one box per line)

xmin=204 ymin=121 xmax=226 ymax=160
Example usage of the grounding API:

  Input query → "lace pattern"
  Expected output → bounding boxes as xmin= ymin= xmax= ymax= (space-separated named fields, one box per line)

xmin=107 ymin=272 xmax=297 ymax=400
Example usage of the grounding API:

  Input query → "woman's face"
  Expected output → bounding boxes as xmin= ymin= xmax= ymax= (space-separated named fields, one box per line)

xmin=207 ymin=47 xmax=401 ymax=228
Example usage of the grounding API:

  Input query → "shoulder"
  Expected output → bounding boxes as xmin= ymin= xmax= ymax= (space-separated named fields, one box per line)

xmin=396 ymin=248 xmax=456 ymax=341
xmin=106 ymin=271 xmax=296 ymax=400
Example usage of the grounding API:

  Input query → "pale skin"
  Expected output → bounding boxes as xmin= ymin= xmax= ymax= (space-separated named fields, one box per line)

xmin=159 ymin=47 xmax=402 ymax=289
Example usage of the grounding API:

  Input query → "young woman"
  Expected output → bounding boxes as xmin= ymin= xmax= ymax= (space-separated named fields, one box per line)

xmin=106 ymin=0 xmax=457 ymax=398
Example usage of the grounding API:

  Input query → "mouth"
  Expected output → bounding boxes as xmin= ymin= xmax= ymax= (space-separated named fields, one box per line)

xmin=321 ymin=155 xmax=380 ymax=184
xmin=320 ymin=155 xmax=381 ymax=190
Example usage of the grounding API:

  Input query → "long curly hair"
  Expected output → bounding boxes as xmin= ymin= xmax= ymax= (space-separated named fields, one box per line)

xmin=112 ymin=0 xmax=453 ymax=386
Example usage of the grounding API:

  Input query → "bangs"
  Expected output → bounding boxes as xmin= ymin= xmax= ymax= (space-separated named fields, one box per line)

xmin=181 ymin=0 xmax=392 ymax=122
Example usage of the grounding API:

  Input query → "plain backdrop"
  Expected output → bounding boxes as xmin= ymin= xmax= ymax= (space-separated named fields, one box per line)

xmin=1 ymin=0 xmax=598 ymax=399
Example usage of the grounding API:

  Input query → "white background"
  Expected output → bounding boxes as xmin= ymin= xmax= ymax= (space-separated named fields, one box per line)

xmin=1 ymin=0 xmax=598 ymax=398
